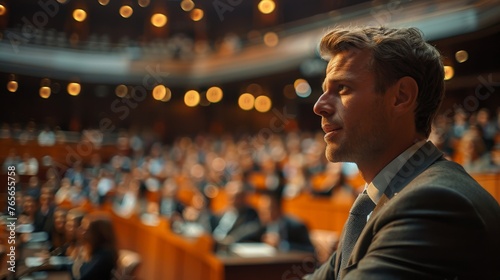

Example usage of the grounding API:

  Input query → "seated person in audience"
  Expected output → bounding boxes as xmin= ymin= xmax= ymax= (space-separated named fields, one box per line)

xmin=113 ymin=179 xmax=141 ymax=218
xmin=65 ymin=160 xmax=87 ymax=188
xmin=180 ymin=192 xmax=217 ymax=237
xmin=212 ymin=180 xmax=260 ymax=246
xmin=158 ymin=178 xmax=185 ymax=220
xmin=55 ymin=178 xmax=74 ymax=205
xmin=460 ymin=127 xmax=495 ymax=173
xmin=96 ymin=168 xmax=115 ymax=205
xmin=244 ymin=191 xmax=315 ymax=253
xmin=2 ymin=148 xmax=20 ymax=173
xmin=33 ymin=189 xmax=56 ymax=233
xmin=17 ymin=152 xmax=39 ymax=176
xmin=49 ymin=207 xmax=68 ymax=251
xmin=38 ymin=125 xmax=56 ymax=146
xmin=71 ymin=213 xmax=118 ymax=280
xmin=87 ymin=178 xmax=102 ymax=207
xmin=25 ymin=175 xmax=41 ymax=200
xmin=71 ymin=181 xmax=88 ymax=206
xmin=19 ymin=194 xmax=38 ymax=225
xmin=65 ymin=208 xmax=86 ymax=258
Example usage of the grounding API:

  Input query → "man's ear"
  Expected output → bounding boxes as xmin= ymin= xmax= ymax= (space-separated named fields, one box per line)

xmin=393 ymin=76 xmax=418 ymax=113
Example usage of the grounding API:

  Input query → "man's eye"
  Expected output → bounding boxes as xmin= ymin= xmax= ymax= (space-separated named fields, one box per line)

xmin=338 ymin=84 xmax=348 ymax=93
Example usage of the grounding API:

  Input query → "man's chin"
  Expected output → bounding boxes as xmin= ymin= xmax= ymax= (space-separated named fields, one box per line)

xmin=325 ymin=146 xmax=349 ymax=163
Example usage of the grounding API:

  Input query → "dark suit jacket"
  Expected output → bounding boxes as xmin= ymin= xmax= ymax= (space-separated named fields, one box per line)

xmin=215 ymin=205 xmax=260 ymax=244
xmin=306 ymin=141 xmax=500 ymax=280
xmin=158 ymin=198 xmax=185 ymax=218
xmin=78 ymin=248 xmax=117 ymax=280
xmin=243 ymin=216 xmax=316 ymax=253
xmin=33 ymin=205 xmax=55 ymax=233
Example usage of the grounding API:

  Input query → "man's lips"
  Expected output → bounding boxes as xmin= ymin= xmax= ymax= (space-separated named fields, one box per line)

xmin=322 ymin=124 xmax=342 ymax=141
xmin=322 ymin=124 xmax=342 ymax=134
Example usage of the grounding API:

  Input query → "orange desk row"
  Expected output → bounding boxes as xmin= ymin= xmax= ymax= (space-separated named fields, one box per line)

xmin=108 ymin=211 xmax=315 ymax=280
xmin=109 ymin=210 xmax=223 ymax=280
xmin=0 ymin=139 xmax=117 ymax=174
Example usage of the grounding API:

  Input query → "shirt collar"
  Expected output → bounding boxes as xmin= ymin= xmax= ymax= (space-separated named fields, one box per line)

xmin=366 ymin=140 xmax=427 ymax=204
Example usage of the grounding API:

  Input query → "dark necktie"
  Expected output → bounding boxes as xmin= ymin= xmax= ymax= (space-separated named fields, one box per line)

xmin=339 ymin=191 xmax=375 ymax=274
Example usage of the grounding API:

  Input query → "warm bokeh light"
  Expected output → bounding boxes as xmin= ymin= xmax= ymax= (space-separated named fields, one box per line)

xmin=115 ymin=84 xmax=128 ymax=97
xmin=56 ymin=0 xmax=68 ymax=3
xmin=138 ymin=0 xmax=150 ymax=7
xmin=98 ymin=0 xmax=110 ymax=5
xmin=294 ymin=78 xmax=312 ymax=97
xmin=0 ymin=5 xmax=6 ymax=16
xmin=67 ymin=82 xmax=81 ymax=96
xmin=444 ymin=66 xmax=454 ymax=80
xmin=184 ymin=90 xmax=200 ymax=107
xmin=258 ymin=0 xmax=275 ymax=14
xmin=206 ymin=86 xmax=223 ymax=103
xmin=7 ymin=81 xmax=18 ymax=93
xmin=455 ymin=50 xmax=468 ymax=63
xmin=161 ymin=87 xmax=172 ymax=102
xmin=39 ymin=86 xmax=51 ymax=99
xmin=73 ymin=9 xmax=87 ymax=22
xmin=255 ymin=95 xmax=272 ymax=113
xmin=152 ymin=85 xmax=166 ymax=100
xmin=263 ymin=32 xmax=279 ymax=47
xmin=151 ymin=13 xmax=167 ymax=27
xmin=238 ymin=93 xmax=255 ymax=111
xmin=190 ymin=8 xmax=204 ymax=21
xmin=120 ymin=5 xmax=133 ymax=18
xmin=181 ymin=0 xmax=195 ymax=12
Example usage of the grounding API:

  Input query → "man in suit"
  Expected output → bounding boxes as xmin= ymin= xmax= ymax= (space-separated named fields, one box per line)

xmin=212 ymin=180 xmax=260 ymax=247
xmin=244 ymin=191 xmax=315 ymax=253
xmin=305 ymin=26 xmax=500 ymax=279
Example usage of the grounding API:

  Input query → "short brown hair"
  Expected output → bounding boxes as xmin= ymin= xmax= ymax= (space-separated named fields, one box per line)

xmin=319 ymin=26 xmax=445 ymax=137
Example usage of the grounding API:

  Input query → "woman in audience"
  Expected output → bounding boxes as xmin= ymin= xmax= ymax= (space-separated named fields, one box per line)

xmin=65 ymin=208 xmax=86 ymax=258
xmin=72 ymin=213 xmax=118 ymax=280
xmin=460 ymin=127 xmax=495 ymax=173
xmin=49 ymin=207 xmax=68 ymax=251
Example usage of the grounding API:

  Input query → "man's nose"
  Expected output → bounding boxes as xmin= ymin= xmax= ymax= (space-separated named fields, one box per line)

xmin=313 ymin=92 xmax=334 ymax=117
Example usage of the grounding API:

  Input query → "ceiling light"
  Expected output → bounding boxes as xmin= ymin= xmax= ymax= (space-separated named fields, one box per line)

xmin=120 ymin=5 xmax=133 ymax=18
xmin=444 ymin=66 xmax=454 ymax=80
xmin=73 ymin=9 xmax=87 ymax=22
xmin=238 ymin=93 xmax=255 ymax=111
xmin=138 ymin=0 xmax=150 ymax=7
xmin=151 ymin=13 xmax=167 ymax=27
xmin=181 ymin=0 xmax=195 ymax=12
xmin=40 ymin=86 xmax=51 ymax=99
xmin=258 ymin=0 xmax=275 ymax=14
xmin=0 ymin=4 xmax=7 ymax=16
xmin=455 ymin=50 xmax=468 ymax=63
xmin=255 ymin=95 xmax=272 ymax=113
xmin=184 ymin=90 xmax=200 ymax=107
xmin=67 ymin=82 xmax=81 ymax=96
xmin=190 ymin=8 xmax=203 ymax=21
xmin=206 ymin=86 xmax=223 ymax=103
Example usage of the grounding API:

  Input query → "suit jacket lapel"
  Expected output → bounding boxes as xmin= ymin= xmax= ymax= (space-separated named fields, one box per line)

xmin=384 ymin=141 xmax=443 ymax=198
xmin=341 ymin=142 xmax=444 ymax=278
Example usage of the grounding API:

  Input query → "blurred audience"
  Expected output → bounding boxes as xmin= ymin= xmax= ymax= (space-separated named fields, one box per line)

xmin=0 ymin=106 xmax=498 ymax=265
xmin=212 ymin=180 xmax=260 ymax=246
xmin=245 ymin=191 xmax=315 ymax=253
